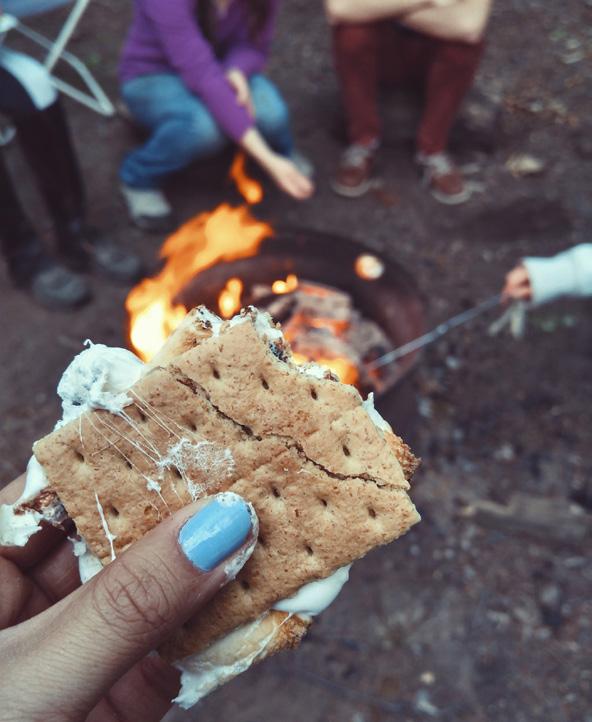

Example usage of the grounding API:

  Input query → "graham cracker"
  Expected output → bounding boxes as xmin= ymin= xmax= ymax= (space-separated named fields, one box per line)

xmin=146 ymin=307 xmax=215 ymax=371
xmin=33 ymin=309 xmax=420 ymax=660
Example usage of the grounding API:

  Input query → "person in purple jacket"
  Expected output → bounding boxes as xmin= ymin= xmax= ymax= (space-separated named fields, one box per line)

xmin=119 ymin=0 xmax=314 ymax=231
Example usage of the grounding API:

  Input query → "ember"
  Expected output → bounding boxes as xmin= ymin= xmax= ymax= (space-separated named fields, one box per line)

xmin=355 ymin=254 xmax=385 ymax=280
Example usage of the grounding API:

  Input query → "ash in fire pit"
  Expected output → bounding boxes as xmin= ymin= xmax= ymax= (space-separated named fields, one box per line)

xmin=253 ymin=279 xmax=399 ymax=393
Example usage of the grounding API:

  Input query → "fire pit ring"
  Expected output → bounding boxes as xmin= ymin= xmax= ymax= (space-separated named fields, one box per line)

xmin=176 ymin=227 xmax=426 ymax=436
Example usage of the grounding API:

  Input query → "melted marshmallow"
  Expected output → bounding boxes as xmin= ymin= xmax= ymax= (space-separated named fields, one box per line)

xmin=296 ymin=362 xmax=334 ymax=380
xmin=0 ymin=456 xmax=48 ymax=546
xmin=69 ymin=536 xmax=103 ymax=583
xmin=175 ymin=566 xmax=353 ymax=707
xmin=22 ymin=456 xmax=50 ymax=501
xmin=273 ymin=565 xmax=351 ymax=617
xmin=174 ymin=615 xmax=277 ymax=709
xmin=227 ymin=306 xmax=283 ymax=342
xmin=57 ymin=341 xmax=143 ymax=427
xmin=157 ymin=439 xmax=236 ymax=501
xmin=95 ymin=493 xmax=117 ymax=561
xmin=0 ymin=501 xmax=42 ymax=546
xmin=194 ymin=307 xmax=224 ymax=336
xmin=362 ymin=392 xmax=391 ymax=433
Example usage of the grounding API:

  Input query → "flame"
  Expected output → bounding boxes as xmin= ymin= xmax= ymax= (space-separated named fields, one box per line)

xmin=126 ymin=154 xmax=271 ymax=361
xmin=128 ymin=298 xmax=187 ymax=364
xmin=218 ymin=277 xmax=243 ymax=318
xmin=230 ymin=152 xmax=263 ymax=205
xmin=271 ymin=274 xmax=298 ymax=295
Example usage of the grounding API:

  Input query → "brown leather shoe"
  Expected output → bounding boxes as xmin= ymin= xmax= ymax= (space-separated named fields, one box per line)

xmin=416 ymin=152 xmax=471 ymax=205
xmin=331 ymin=143 xmax=377 ymax=198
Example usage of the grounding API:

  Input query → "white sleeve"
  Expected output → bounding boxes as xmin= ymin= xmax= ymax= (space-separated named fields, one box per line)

xmin=523 ymin=244 xmax=592 ymax=306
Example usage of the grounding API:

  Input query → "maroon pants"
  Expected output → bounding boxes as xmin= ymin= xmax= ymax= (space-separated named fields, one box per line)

xmin=332 ymin=21 xmax=485 ymax=155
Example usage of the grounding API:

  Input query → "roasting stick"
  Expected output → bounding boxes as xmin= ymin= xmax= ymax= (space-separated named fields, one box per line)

xmin=366 ymin=294 xmax=502 ymax=371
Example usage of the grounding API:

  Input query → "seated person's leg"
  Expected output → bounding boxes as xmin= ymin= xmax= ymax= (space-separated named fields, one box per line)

xmin=330 ymin=21 xmax=385 ymax=197
xmin=249 ymin=74 xmax=313 ymax=178
xmin=249 ymin=74 xmax=293 ymax=157
xmin=120 ymin=74 xmax=228 ymax=231
xmin=416 ymin=38 xmax=485 ymax=204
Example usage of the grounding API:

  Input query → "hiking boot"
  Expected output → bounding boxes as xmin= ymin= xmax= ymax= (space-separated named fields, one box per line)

xmin=416 ymin=152 xmax=471 ymax=205
xmin=7 ymin=250 xmax=90 ymax=310
xmin=4 ymin=232 xmax=90 ymax=310
xmin=57 ymin=222 xmax=144 ymax=284
xmin=331 ymin=143 xmax=377 ymax=198
xmin=88 ymin=236 xmax=144 ymax=284
xmin=29 ymin=263 xmax=91 ymax=309
xmin=120 ymin=184 xmax=176 ymax=233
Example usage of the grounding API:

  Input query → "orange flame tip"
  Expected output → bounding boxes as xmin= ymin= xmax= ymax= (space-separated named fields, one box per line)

xmin=230 ymin=152 xmax=263 ymax=205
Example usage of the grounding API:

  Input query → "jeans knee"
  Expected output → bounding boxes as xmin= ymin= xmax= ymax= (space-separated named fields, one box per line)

xmin=257 ymin=100 xmax=290 ymax=137
xmin=252 ymin=79 xmax=290 ymax=137
xmin=169 ymin=113 xmax=225 ymax=158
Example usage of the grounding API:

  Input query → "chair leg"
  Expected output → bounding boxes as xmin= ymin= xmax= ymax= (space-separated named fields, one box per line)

xmin=48 ymin=51 xmax=115 ymax=115
xmin=12 ymin=13 xmax=115 ymax=117
xmin=44 ymin=0 xmax=91 ymax=72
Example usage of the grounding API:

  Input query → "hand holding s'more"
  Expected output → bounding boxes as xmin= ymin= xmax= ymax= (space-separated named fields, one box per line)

xmin=0 ymin=306 xmax=420 ymax=719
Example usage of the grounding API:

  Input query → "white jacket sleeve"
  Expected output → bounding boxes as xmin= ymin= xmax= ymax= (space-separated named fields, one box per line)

xmin=523 ymin=244 xmax=592 ymax=306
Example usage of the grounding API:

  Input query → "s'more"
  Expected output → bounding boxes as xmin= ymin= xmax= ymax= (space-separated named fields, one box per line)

xmin=1 ymin=306 xmax=420 ymax=708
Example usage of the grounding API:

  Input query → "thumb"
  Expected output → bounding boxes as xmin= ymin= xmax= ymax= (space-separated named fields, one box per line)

xmin=18 ymin=492 xmax=256 ymax=717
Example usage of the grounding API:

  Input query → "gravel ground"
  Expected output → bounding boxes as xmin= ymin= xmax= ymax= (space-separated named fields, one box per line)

xmin=1 ymin=1 xmax=592 ymax=720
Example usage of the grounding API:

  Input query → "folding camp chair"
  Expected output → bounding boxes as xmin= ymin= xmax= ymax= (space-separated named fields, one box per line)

xmin=2 ymin=0 xmax=115 ymax=116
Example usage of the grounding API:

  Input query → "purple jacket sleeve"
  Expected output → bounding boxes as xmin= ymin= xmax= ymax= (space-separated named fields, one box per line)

xmin=142 ymin=0 xmax=252 ymax=142
xmin=222 ymin=0 xmax=280 ymax=76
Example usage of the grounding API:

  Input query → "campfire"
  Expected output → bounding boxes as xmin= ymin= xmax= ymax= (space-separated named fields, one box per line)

xmin=126 ymin=154 xmax=271 ymax=362
xmin=126 ymin=156 xmax=425 ymax=413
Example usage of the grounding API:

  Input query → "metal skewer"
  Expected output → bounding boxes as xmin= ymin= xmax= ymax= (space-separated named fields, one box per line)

xmin=366 ymin=293 xmax=502 ymax=371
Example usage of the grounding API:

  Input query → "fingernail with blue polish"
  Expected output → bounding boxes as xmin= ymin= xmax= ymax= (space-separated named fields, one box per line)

xmin=179 ymin=492 xmax=253 ymax=571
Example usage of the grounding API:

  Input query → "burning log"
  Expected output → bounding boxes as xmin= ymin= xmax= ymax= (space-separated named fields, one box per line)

xmin=253 ymin=280 xmax=399 ymax=393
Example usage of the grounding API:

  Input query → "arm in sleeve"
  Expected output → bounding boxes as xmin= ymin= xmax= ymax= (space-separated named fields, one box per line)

xmin=222 ymin=1 xmax=280 ymax=76
xmin=143 ymin=0 xmax=252 ymax=141
xmin=523 ymin=244 xmax=592 ymax=306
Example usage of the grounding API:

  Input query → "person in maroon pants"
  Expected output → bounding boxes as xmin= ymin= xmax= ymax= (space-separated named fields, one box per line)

xmin=326 ymin=0 xmax=492 ymax=204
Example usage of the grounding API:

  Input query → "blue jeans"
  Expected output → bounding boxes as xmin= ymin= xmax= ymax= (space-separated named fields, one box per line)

xmin=120 ymin=73 xmax=294 ymax=189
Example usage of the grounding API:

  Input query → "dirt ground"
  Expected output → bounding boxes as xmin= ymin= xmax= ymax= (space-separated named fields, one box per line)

xmin=2 ymin=1 xmax=592 ymax=720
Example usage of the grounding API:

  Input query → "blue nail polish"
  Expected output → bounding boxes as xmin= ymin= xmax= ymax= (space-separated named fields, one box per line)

xmin=179 ymin=493 xmax=252 ymax=571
